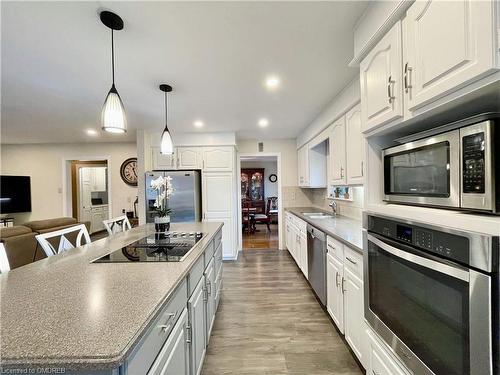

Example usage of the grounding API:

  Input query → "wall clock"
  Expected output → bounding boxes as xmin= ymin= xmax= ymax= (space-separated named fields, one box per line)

xmin=120 ymin=157 xmax=138 ymax=186
xmin=269 ymin=174 xmax=277 ymax=183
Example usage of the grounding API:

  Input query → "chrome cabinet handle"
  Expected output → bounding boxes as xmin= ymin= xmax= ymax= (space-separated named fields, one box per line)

xmin=335 ymin=271 xmax=340 ymax=287
xmin=340 ymin=167 xmax=344 ymax=178
xmin=387 ymin=75 xmax=395 ymax=103
xmin=373 ymin=371 xmax=381 ymax=375
xmin=345 ymin=256 xmax=357 ymax=265
xmin=158 ymin=312 xmax=176 ymax=332
xmin=361 ymin=161 xmax=364 ymax=177
xmin=186 ymin=323 xmax=192 ymax=344
xmin=341 ymin=277 xmax=346 ymax=294
xmin=404 ymin=62 xmax=412 ymax=93
xmin=207 ymin=281 xmax=212 ymax=296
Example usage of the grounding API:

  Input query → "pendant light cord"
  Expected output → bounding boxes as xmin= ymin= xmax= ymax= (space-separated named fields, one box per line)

xmin=164 ymin=91 xmax=169 ymax=131
xmin=111 ymin=29 xmax=115 ymax=85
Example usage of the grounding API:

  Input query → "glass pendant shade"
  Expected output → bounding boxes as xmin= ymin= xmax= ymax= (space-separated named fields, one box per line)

xmin=102 ymin=84 xmax=127 ymax=133
xmin=160 ymin=126 xmax=174 ymax=155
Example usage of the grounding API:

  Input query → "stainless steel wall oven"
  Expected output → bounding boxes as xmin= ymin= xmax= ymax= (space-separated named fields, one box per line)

xmin=363 ymin=213 xmax=499 ymax=375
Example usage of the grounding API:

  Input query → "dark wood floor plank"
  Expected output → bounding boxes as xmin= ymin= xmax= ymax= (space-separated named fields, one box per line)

xmin=202 ymin=249 xmax=363 ymax=375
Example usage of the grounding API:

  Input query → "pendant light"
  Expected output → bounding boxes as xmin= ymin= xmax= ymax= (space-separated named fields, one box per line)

xmin=159 ymin=84 xmax=174 ymax=155
xmin=100 ymin=11 xmax=127 ymax=134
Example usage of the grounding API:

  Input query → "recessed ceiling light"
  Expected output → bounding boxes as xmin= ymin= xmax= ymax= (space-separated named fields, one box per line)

xmin=86 ymin=129 xmax=98 ymax=136
xmin=194 ymin=120 xmax=204 ymax=128
xmin=258 ymin=118 xmax=269 ymax=128
xmin=265 ymin=75 xmax=280 ymax=90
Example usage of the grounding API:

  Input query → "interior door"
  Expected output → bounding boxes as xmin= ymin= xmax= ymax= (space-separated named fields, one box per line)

xmin=403 ymin=0 xmax=496 ymax=111
xmin=360 ymin=21 xmax=403 ymax=131
xmin=78 ymin=168 xmax=92 ymax=225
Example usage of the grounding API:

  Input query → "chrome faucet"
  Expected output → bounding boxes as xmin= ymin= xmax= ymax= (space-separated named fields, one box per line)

xmin=329 ymin=200 xmax=338 ymax=216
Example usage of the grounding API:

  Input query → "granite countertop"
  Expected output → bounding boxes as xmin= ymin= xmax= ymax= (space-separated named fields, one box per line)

xmin=286 ymin=207 xmax=363 ymax=252
xmin=0 ymin=222 xmax=223 ymax=370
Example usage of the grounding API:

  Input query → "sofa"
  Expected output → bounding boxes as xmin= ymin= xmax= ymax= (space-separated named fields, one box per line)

xmin=0 ymin=217 xmax=91 ymax=270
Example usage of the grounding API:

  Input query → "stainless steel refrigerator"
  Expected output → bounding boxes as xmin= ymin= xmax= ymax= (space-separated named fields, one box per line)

xmin=145 ymin=170 xmax=202 ymax=223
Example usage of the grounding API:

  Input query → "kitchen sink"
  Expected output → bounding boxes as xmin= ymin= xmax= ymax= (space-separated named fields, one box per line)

xmin=301 ymin=212 xmax=333 ymax=219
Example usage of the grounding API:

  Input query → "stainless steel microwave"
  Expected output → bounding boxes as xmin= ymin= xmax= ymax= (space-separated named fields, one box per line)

xmin=383 ymin=119 xmax=498 ymax=214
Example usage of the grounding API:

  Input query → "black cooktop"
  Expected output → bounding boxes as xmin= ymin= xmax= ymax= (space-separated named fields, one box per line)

xmin=92 ymin=232 xmax=204 ymax=263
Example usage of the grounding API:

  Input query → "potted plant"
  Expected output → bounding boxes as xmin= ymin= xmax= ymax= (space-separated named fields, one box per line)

xmin=150 ymin=175 xmax=173 ymax=232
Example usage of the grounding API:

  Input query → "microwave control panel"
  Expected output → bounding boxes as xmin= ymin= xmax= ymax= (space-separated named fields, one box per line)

xmin=462 ymin=132 xmax=485 ymax=194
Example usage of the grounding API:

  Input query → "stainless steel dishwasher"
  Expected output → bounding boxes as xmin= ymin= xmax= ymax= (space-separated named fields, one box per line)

xmin=307 ymin=225 xmax=327 ymax=306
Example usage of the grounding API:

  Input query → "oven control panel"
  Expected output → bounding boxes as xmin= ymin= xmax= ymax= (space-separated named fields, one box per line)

xmin=368 ymin=216 xmax=470 ymax=265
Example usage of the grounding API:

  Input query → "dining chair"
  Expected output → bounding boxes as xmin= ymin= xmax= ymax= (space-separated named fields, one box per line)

xmin=35 ymin=224 xmax=91 ymax=257
xmin=0 ymin=243 xmax=10 ymax=273
xmin=242 ymin=199 xmax=253 ymax=234
xmin=103 ymin=215 xmax=132 ymax=236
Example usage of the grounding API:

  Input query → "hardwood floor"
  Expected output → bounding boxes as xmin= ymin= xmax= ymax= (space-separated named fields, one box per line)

xmin=202 ymin=249 xmax=363 ymax=375
xmin=242 ymin=223 xmax=279 ymax=249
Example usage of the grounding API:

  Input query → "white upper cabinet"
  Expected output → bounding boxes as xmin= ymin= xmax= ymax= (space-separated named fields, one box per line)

xmin=345 ymin=104 xmax=364 ymax=185
xmin=152 ymin=147 xmax=177 ymax=170
xmin=330 ymin=117 xmax=347 ymax=185
xmin=360 ymin=21 xmax=403 ymax=132
xmin=403 ymin=0 xmax=497 ymax=111
xmin=177 ymin=147 xmax=202 ymax=169
xmin=297 ymin=145 xmax=309 ymax=187
xmin=202 ymin=147 xmax=233 ymax=172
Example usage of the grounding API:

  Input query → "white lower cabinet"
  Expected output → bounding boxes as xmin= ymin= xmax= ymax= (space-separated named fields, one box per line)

xmin=326 ymin=236 xmax=369 ymax=369
xmin=326 ymin=252 xmax=344 ymax=333
xmin=343 ymin=267 xmax=365 ymax=366
xmin=204 ymin=258 xmax=216 ymax=341
xmin=188 ymin=278 xmax=206 ymax=375
xmin=367 ymin=328 xmax=411 ymax=375
xmin=285 ymin=213 xmax=308 ymax=278
xmin=148 ymin=308 xmax=189 ymax=375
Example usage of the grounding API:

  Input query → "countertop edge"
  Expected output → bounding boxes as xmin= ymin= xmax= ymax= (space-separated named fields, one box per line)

xmin=0 ymin=222 xmax=224 ymax=371
xmin=285 ymin=207 xmax=363 ymax=253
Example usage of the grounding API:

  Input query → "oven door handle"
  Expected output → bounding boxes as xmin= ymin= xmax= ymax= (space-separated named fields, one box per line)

xmin=367 ymin=234 xmax=470 ymax=282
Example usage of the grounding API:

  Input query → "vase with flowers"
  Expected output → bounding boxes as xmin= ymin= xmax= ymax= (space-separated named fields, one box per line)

xmin=150 ymin=175 xmax=173 ymax=232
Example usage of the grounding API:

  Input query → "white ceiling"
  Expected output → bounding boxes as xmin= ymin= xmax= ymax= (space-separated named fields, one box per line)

xmin=1 ymin=1 xmax=368 ymax=144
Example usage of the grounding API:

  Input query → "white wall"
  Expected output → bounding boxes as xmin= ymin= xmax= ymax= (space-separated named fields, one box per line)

xmin=237 ymin=139 xmax=297 ymax=187
xmin=297 ymin=78 xmax=360 ymax=148
xmin=241 ymin=160 xmax=278 ymax=198
xmin=1 ymin=142 xmax=138 ymax=223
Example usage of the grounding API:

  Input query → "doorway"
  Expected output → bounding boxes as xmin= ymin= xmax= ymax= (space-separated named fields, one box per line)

xmin=237 ymin=153 xmax=282 ymax=250
xmin=70 ymin=160 xmax=110 ymax=235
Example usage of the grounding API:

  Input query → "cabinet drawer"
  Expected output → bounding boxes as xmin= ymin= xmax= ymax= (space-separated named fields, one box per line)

xmin=126 ymin=279 xmax=188 ymax=375
xmin=188 ymin=255 xmax=204 ymax=297
xmin=214 ymin=229 xmax=222 ymax=251
xmin=344 ymin=246 xmax=363 ymax=280
xmin=214 ymin=242 xmax=222 ymax=275
xmin=369 ymin=329 xmax=409 ymax=375
xmin=204 ymin=240 xmax=215 ymax=268
xmin=327 ymin=236 xmax=344 ymax=261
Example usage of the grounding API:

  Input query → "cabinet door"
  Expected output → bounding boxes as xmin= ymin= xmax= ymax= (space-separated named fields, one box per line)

xmin=300 ymin=234 xmax=308 ymax=279
xmin=345 ymin=104 xmax=364 ymax=185
xmin=204 ymin=259 xmax=216 ymax=341
xmin=202 ymin=147 xmax=233 ymax=172
xmin=344 ymin=267 xmax=366 ymax=367
xmin=297 ymin=146 xmax=309 ymax=186
xmin=404 ymin=0 xmax=496 ymax=111
xmin=368 ymin=329 xmax=410 ymax=375
xmin=188 ymin=278 xmax=206 ymax=375
xmin=360 ymin=21 xmax=403 ymax=131
xmin=93 ymin=168 xmax=107 ymax=191
xmin=152 ymin=147 xmax=177 ymax=170
xmin=326 ymin=253 xmax=344 ymax=333
xmin=177 ymin=147 xmax=201 ymax=170
xmin=203 ymin=173 xmax=232 ymax=215
xmin=147 ymin=308 xmax=189 ymax=375
xmin=330 ymin=117 xmax=346 ymax=185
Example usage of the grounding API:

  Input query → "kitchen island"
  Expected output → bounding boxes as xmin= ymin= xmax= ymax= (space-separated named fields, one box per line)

xmin=0 ymin=222 xmax=224 ymax=375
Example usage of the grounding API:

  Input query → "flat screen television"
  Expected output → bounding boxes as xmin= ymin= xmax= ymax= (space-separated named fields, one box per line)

xmin=0 ymin=175 xmax=32 ymax=213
